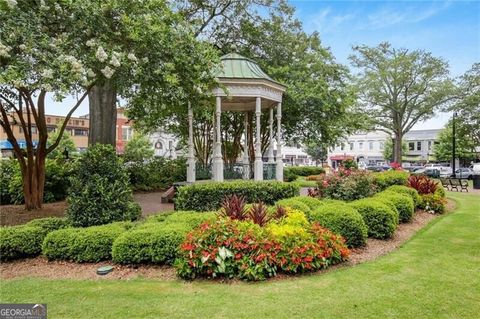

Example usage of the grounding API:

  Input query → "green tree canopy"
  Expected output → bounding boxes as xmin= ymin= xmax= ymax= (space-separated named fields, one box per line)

xmin=123 ymin=134 xmax=154 ymax=163
xmin=434 ymin=121 xmax=478 ymax=164
xmin=350 ymin=42 xmax=455 ymax=164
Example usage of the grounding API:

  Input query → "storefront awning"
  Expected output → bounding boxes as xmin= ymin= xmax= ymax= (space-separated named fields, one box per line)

xmin=330 ymin=155 xmax=354 ymax=161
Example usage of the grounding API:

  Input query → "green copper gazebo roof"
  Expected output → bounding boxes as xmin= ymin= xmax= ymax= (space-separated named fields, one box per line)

xmin=216 ymin=53 xmax=283 ymax=86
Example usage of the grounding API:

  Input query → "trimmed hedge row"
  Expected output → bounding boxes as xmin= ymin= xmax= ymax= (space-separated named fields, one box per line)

xmin=112 ymin=223 xmax=191 ymax=265
xmin=284 ymin=166 xmax=325 ymax=177
xmin=310 ymin=203 xmax=368 ymax=248
xmin=0 ymin=217 xmax=70 ymax=261
xmin=42 ymin=222 xmax=133 ymax=262
xmin=175 ymin=181 xmax=299 ymax=211
xmin=349 ymin=199 xmax=398 ymax=239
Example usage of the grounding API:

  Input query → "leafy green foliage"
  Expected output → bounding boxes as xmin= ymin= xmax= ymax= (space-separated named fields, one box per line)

xmin=375 ymin=192 xmax=415 ymax=223
xmin=385 ymin=185 xmax=422 ymax=208
xmin=175 ymin=181 xmax=299 ymax=211
xmin=310 ymin=203 xmax=368 ymax=248
xmin=42 ymin=222 xmax=132 ymax=262
xmin=0 ymin=159 xmax=74 ymax=205
xmin=0 ymin=226 xmax=45 ymax=261
xmin=434 ymin=121 xmax=478 ymax=163
xmin=126 ymin=157 xmax=186 ymax=191
xmin=66 ymin=144 xmax=141 ymax=227
xmin=123 ymin=134 xmax=154 ymax=163
xmin=286 ymin=196 xmax=324 ymax=211
xmin=111 ymin=223 xmax=192 ymax=265
xmin=25 ymin=217 xmax=71 ymax=233
xmin=373 ymin=170 xmax=410 ymax=191
xmin=349 ymin=199 xmax=398 ymax=239
xmin=46 ymin=124 xmax=77 ymax=160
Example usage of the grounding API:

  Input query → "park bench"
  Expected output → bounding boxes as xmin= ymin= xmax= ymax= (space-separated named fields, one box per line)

xmin=440 ymin=178 xmax=451 ymax=191
xmin=449 ymin=178 xmax=469 ymax=192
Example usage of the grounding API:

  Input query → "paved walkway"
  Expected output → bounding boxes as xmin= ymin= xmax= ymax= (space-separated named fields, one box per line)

xmin=133 ymin=192 xmax=174 ymax=216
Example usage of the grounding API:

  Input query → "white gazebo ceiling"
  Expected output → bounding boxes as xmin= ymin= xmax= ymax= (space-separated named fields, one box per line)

xmin=212 ymin=53 xmax=286 ymax=112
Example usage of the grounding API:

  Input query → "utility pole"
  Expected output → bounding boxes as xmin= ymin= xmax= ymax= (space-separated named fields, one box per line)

xmin=452 ymin=112 xmax=457 ymax=178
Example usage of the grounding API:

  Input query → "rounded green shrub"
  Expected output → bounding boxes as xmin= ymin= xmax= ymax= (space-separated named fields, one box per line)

xmin=349 ymin=199 xmax=398 ymax=239
xmin=376 ymin=192 xmax=414 ymax=223
xmin=26 ymin=217 xmax=71 ymax=233
xmin=0 ymin=226 xmax=45 ymax=261
xmin=373 ymin=170 xmax=409 ymax=191
xmin=66 ymin=144 xmax=141 ymax=227
xmin=385 ymin=185 xmax=422 ymax=207
xmin=275 ymin=198 xmax=311 ymax=215
xmin=287 ymin=196 xmax=324 ymax=211
xmin=69 ymin=223 xmax=132 ymax=262
xmin=310 ymin=203 xmax=368 ymax=248
xmin=112 ymin=223 xmax=191 ymax=265
xmin=42 ymin=228 xmax=76 ymax=260
xmin=42 ymin=222 xmax=131 ymax=262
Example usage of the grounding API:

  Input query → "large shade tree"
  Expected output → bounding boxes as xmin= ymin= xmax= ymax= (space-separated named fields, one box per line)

xmin=434 ymin=121 xmax=478 ymax=165
xmin=0 ymin=0 xmax=216 ymax=209
xmin=350 ymin=42 xmax=455 ymax=164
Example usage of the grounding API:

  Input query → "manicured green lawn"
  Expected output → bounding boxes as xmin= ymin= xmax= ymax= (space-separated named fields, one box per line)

xmin=293 ymin=176 xmax=317 ymax=187
xmin=1 ymin=193 xmax=479 ymax=318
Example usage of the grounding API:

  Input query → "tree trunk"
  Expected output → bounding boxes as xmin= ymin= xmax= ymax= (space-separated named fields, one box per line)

xmin=393 ymin=133 xmax=403 ymax=164
xmin=88 ymin=80 xmax=117 ymax=146
xmin=21 ymin=156 xmax=45 ymax=210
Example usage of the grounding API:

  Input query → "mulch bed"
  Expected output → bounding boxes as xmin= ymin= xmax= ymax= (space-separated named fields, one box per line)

xmin=0 ymin=199 xmax=455 ymax=281
xmin=0 ymin=201 xmax=67 ymax=227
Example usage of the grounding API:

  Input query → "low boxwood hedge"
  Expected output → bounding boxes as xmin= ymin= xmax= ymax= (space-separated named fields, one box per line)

xmin=385 ymin=185 xmax=422 ymax=207
xmin=0 ymin=226 xmax=45 ymax=261
xmin=310 ymin=203 xmax=368 ymax=248
xmin=286 ymin=196 xmax=324 ymax=211
xmin=376 ymin=191 xmax=415 ymax=223
xmin=112 ymin=223 xmax=191 ymax=265
xmin=284 ymin=166 xmax=325 ymax=177
xmin=373 ymin=170 xmax=409 ymax=191
xmin=42 ymin=222 xmax=132 ymax=262
xmin=146 ymin=211 xmax=216 ymax=229
xmin=175 ymin=181 xmax=299 ymax=211
xmin=25 ymin=217 xmax=71 ymax=233
xmin=349 ymin=199 xmax=398 ymax=239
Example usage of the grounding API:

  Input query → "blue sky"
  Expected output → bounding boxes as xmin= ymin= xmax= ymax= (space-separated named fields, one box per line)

xmin=46 ymin=0 xmax=479 ymax=129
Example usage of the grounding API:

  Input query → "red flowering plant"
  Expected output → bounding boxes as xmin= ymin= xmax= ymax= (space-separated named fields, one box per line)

xmin=175 ymin=212 xmax=350 ymax=280
xmin=315 ymin=168 xmax=376 ymax=201
xmin=390 ymin=162 xmax=403 ymax=170
xmin=407 ymin=175 xmax=438 ymax=195
xmin=175 ymin=219 xmax=279 ymax=281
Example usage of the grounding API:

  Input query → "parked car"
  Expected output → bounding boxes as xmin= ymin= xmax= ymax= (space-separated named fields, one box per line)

xmin=366 ymin=165 xmax=390 ymax=172
xmin=451 ymin=168 xmax=474 ymax=179
xmin=403 ymin=166 xmax=423 ymax=172
xmin=472 ymin=163 xmax=480 ymax=174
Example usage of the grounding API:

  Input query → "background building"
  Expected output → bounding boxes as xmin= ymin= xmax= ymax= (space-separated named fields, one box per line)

xmin=0 ymin=112 xmax=89 ymax=157
xmin=327 ymin=129 xmax=442 ymax=168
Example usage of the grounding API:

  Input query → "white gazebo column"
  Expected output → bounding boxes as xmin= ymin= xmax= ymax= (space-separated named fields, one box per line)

xmin=267 ymin=107 xmax=275 ymax=164
xmin=254 ymin=97 xmax=263 ymax=180
xmin=212 ymin=96 xmax=224 ymax=181
xmin=186 ymin=101 xmax=195 ymax=183
xmin=242 ymin=112 xmax=250 ymax=180
xmin=275 ymin=102 xmax=284 ymax=181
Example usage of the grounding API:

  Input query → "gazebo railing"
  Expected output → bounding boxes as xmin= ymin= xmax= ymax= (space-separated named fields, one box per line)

xmin=195 ymin=162 xmax=212 ymax=180
xmin=224 ymin=163 xmax=244 ymax=180
xmin=263 ymin=163 xmax=276 ymax=180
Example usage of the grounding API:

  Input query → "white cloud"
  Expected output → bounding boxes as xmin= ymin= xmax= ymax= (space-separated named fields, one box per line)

xmin=307 ymin=7 xmax=355 ymax=35
xmin=363 ymin=1 xmax=452 ymax=30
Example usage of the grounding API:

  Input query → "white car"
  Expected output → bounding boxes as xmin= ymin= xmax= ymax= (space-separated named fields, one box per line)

xmin=472 ymin=163 xmax=480 ymax=174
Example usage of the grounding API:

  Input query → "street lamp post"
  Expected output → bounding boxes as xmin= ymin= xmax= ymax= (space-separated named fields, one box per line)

xmin=452 ymin=112 xmax=457 ymax=178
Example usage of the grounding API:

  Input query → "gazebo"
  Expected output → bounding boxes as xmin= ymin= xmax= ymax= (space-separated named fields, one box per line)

xmin=186 ymin=53 xmax=286 ymax=182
